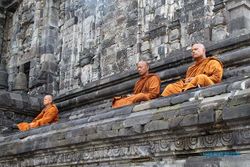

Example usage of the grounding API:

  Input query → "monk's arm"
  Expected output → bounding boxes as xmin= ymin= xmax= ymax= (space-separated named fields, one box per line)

xmin=31 ymin=107 xmax=58 ymax=128
xmin=207 ymin=60 xmax=223 ymax=83
xmin=137 ymin=76 xmax=161 ymax=100
xmin=32 ymin=111 xmax=44 ymax=122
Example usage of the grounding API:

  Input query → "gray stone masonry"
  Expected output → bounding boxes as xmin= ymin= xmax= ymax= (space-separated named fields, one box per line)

xmin=0 ymin=33 xmax=250 ymax=166
xmin=0 ymin=6 xmax=5 ymax=56
xmin=1 ymin=0 xmax=250 ymax=166
xmin=1 ymin=0 xmax=250 ymax=95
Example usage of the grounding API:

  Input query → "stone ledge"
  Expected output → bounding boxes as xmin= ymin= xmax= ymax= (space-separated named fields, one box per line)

xmin=1 ymin=78 xmax=250 ymax=158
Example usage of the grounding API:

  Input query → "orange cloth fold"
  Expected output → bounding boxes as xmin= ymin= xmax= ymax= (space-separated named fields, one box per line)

xmin=161 ymin=57 xmax=223 ymax=96
xmin=112 ymin=73 xmax=161 ymax=108
xmin=17 ymin=104 xmax=59 ymax=131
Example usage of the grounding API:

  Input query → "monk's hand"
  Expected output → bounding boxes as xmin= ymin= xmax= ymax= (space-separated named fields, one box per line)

xmin=185 ymin=77 xmax=194 ymax=83
xmin=29 ymin=122 xmax=36 ymax=128
xmin=126 ymin=94 xmax=134 ymax=97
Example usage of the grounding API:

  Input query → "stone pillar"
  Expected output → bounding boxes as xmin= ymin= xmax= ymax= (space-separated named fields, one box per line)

xmin=31 ymin=0 xmax=59 ymax=94
xmin=0 ymin=62 xmax=8 ymax=90
xmin=211 ymin=0 xmax=228 ymax=41
xmin=0 ymin=6 xmax=5 ymax=57
xmin=225 ymin=0 xmax=250 ymax=36
xmin=168 ymin=20 xmax=181 ymax=53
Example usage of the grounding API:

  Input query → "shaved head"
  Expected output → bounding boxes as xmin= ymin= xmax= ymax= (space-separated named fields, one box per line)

xmin=137 ymin=60 xmax=149 ymax=76
xmin=193 ymin=43 xmax=205 ymax=50
xmin=43 ymin=95 xmax=53 ymax=106
xmin=191 ymin=43 xmax=206 ymax=60
xmin=137 ymin=60 xmax=149 ymax=67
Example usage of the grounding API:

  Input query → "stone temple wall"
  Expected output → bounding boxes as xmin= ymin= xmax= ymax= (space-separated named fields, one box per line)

xmin=2 ymin=0 xmax=249 ymax=96
xmin=1 ymin=0 xmax=250 ymax=167
xmin=0 ymin=6 xmax=5 ymax=56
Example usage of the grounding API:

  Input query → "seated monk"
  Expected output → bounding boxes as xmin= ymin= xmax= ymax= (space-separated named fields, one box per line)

xmin=112 ymin=60 xmax=161 ymax=108
xmin=161 ymin=43 xmax=223 ymax=96
xmin=17 ymin=95 xmax=59 ymax=131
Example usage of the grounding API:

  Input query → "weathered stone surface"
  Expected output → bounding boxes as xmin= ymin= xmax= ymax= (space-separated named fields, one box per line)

xmin=199 ymin=110 xmax=215 ymax=124
xmin=144 ymin=120 xmax=169 ymax=132
xmin=171 ymin=93 xmax=191 ymax=105
xmin=1 ymin=0 xmax=250 ymax=166
xmin=223 ymin=103 xmax=250 ymax=121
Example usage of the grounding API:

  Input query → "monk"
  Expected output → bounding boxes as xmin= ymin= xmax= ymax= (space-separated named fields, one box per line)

xmin=17 ymin=95 xmax=59 ymax=131
xmin=161 ymin=43 xmax=223 ymax=96
xmin=112 ymin=61 xmax=161 ymax=108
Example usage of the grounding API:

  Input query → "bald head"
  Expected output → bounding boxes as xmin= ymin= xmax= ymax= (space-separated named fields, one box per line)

xmin=43 ymin=95 xmax=53 ymax=106
xmin=191 ymin=43 xmax=206 ymax=60
xmin=137 ymin=61 xmax=149 ymax=77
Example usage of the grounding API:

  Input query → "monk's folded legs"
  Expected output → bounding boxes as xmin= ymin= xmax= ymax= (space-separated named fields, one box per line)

xmin=183 ymin=74 xmax=214 ymax=91
xmin=162 ymin=75 xmax=215 ymax=97
xmin=161 ymin=80 xmax=184 ymax=96
xmin=112 ymin=93 xmax=150 ymax=108
xmin=17 ymin=122 xmax=30 ymax=131
xmin=112 ymin=97 xmax=133 ymax=108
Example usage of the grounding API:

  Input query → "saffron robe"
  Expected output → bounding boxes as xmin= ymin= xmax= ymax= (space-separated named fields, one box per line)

xmin=17 ymin=103 xmax=59 ymax=131
xmin=161 ymin=57 xmax=223 ymax=96
xmin=112 ymin=74 xmax=161 ymax=108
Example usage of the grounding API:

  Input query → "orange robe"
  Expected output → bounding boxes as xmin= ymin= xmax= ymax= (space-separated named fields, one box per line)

xmin=112 ymin=73 xmax=161 ymax=108
xmin=161 ymin=57 xmax=223 ymax=96
xmin=17 ymin=103 xmax=59 ymax=131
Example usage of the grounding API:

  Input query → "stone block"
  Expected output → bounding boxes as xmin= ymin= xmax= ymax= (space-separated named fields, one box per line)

xmin=187 ymin=20 xmax=204 ymax=34
xmin=212 ymin=13 xmax=226 ymax=26
xmin=201 ymin=102 xmax=219 ymax=111
xmin=132 ymin=124 xmax=143 ymax=133
xmin=133 ymin=101 xmax=151 ymax=112
xmin=141 ymin=41 xmax=150 ymax=52
xmin=144 ymin=120 xmax=169 ymax=132
xmin=201 ymin=93 xmax=231 ymax=105
xmin=171 ymin=93 xmax=191 ymax=105
xmin=185 ymin=157 xmax=220 ymax=167
xmin=150 ymin=97 xmax=171 ymax=109
xmin=111 ymin=121 xmax=123 ymax=130
xmin=101 ymin=37 xmax=115 ymax=49
xmin=118 ymin=127 xmax=136 ymax=136
xmin=126 ymin=12 xmax=138 ymax=28
xmin=158 ymin=45 xmax=165 ymax=58
xmin=9 ymin=93 xmax=23 ymax=109
xmin=169 ymin=29 xmax=180 ymax=41
xmin=0 ymin=92 xmax=11 ymax=107
xmin=180 ymin=114 xmax=198 ymax=127
xmin=169 ymin=116 xmax=183 ymax=129
xmin=223 ymin=103 xmax=250 ymax=121
xmin=40 ymin=61 xmax=57 ymax=74
xmin=179 ymin=102 xmax=199 ymax=116
xmin=39 ymin=44 xmax=55 ymax=54
xmin=192 ymin=7 xmax=205 ymax=19
xmin=226 ymin=0 xmax=250 ymax=35
xmin=62 ymin=17 xmax=78 ymax=30
xmin=97 ymin=123 xmax=112 ymax=132
xmin=225 ymin=88 xmax=250 ymax=106
xmin=123 ymin=114 xmax=153 ymax=128
xmin=199 ymin=109 xmax=215 ymax=124
xmin=88 ymin=111 xmax=115 ymax=122
xmin=212 ymin=26 xmax=228 ymax=41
